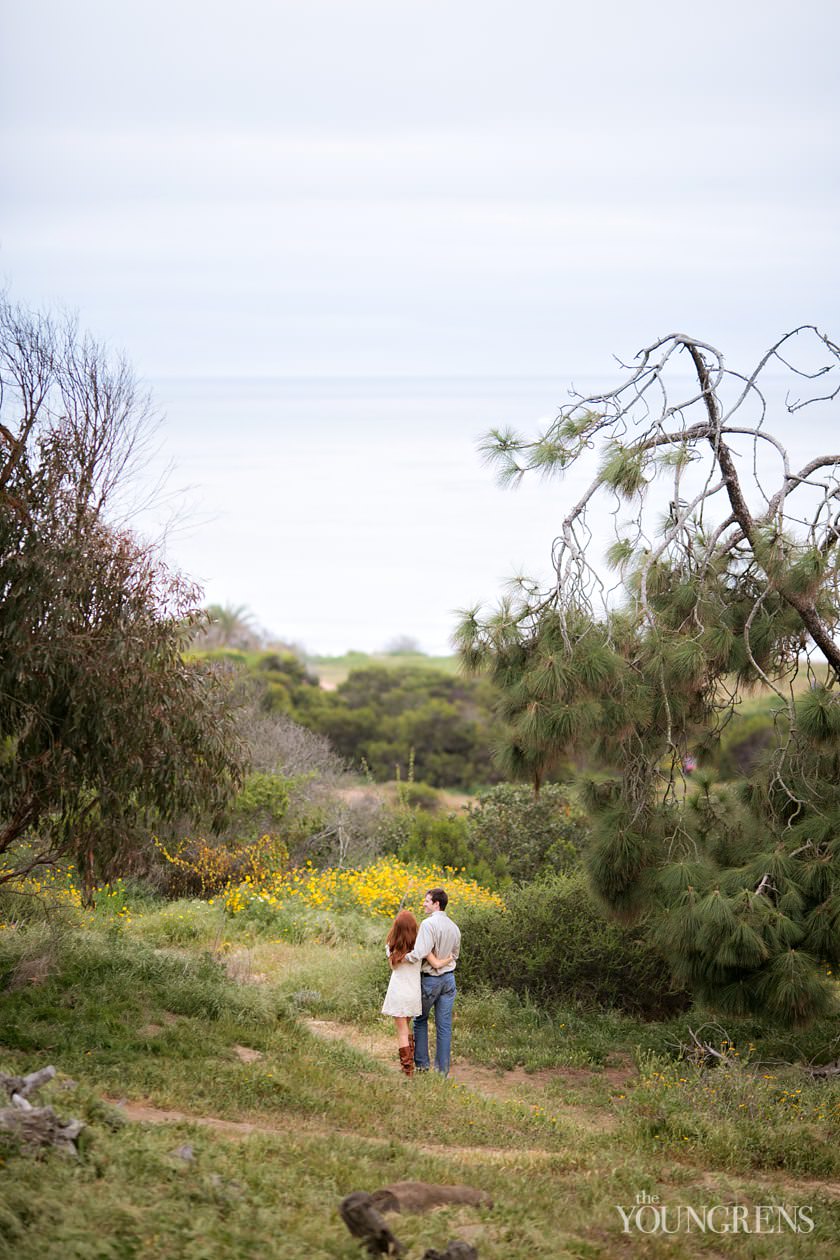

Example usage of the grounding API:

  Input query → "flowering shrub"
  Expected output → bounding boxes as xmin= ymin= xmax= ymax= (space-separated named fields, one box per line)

xmin=1 ymin=856 xmax=500 ymax=936
xmin=155 ymin=832 xmax=290 ymax=898
xmin=0 ymin=866 xmax=131 ymax=925
xmin=218 ymin=856 xmax=504 ymax=920
xmin=0 ymin=865 xmax=83 ymax=917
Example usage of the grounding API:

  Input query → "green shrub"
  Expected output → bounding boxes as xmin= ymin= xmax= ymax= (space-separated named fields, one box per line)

xmin=388 ymin=810 xmax=501 ymax=889
xmin=381 ymin=782 xmax=588 ymax=889
xmin=395 ymin=781 xmax=441 ymax=812
xmin=456 ymin=870 xmax=689 ymax=1018
xmin=306 ymin=665 xmax=502 ymax=788
xmin=230 ymin=770 xmax=292 ymax=837
xmin=710 ymin=710 xmax=779 ymax=779
xmin=464 ymin=782 xmax=588 ymax=883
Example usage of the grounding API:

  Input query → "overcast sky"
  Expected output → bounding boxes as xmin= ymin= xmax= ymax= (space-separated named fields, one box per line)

xmin=2 ymin=2 xmax=838 ymax=651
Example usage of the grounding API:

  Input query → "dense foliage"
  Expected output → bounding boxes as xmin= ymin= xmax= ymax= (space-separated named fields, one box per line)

xmin=390 ymin=783 xmax=587 ymax=888
xmin=200 ymin=650 xmax=503 ymax=790
xmin=456 ymin=871 xmax=689 ymax=1018
xmin=308 ymin=664 xmax=503 ymax=787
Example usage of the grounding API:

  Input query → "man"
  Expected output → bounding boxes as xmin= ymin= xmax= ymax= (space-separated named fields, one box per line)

xmin=408 ymin=887 xmax=461 ymax=1076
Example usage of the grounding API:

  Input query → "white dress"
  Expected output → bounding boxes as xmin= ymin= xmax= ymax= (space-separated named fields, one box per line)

xmin=381 ymin=948 xmax=422 ymax=1017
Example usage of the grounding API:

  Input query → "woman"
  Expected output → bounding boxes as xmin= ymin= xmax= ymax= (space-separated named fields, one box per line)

xmin=381 ymin=909 xmax=451 ymax=1076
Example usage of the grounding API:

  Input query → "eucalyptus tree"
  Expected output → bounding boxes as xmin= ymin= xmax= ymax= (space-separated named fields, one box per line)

xmin=458 ymin=327 xmax=840 ymax=1024
xmin=0 ymin=297 xmax=245 ymax=891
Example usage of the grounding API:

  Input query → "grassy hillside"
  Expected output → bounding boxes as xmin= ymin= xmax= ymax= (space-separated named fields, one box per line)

xmin=2 ymin=881 xmax=840 ymax=1258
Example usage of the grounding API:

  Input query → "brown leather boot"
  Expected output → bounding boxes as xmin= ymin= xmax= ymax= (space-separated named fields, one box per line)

xmin=398 ymin=1045 xmax=414 ymax=1077
xmin=408 ymin=1031 xmax=415 ymax=1060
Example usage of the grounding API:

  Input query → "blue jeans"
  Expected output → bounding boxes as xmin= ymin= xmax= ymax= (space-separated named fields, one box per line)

xmin=413 ymin=972 xmax=456 ymax=1075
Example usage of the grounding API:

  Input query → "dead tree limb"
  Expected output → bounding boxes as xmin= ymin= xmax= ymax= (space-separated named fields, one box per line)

xmin=0 ymin=1065 xmax=84 ymax=1154
xmin=805 ymin=1059 xmax=840 ymax=1078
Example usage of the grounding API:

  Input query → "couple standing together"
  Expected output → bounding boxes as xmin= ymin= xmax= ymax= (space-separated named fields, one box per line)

xmin=381 ymin=887 xmax=461 ymax=1078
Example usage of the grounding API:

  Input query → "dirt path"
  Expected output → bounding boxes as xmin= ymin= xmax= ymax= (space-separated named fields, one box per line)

xmin=304 ymin=1017 xmax=624 ymax=1130
xmin=692 ymin=1169 xmax=840 ymax=1204
xmin=299 ymin=1021 xmax=840 ymax=1203
xmin=105 ymin=1098 xmax=562 ymax=1163
xmin=106 ymin=1095 xmax=840 ymax=1202
xmin=105 ymin=1014 xmax=620 ymax=1160
xmin=106 ymin=1019 xmax=840 ymax=1204
xmin=102 ymin=1011 xmax=620 ymax=1160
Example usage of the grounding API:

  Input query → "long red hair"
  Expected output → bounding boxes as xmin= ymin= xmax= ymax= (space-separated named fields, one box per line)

xmin=386 ymin=910 xmax=418 ymax=967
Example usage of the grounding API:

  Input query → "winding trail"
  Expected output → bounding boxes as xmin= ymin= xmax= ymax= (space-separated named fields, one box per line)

xmin=304 ymin=1016 xmax=625 ymax=1131
xmin=107 ymin=1017 xmax=840 ymax=1206
xmin=105 ymin=1098 xmax=563 ymax=1163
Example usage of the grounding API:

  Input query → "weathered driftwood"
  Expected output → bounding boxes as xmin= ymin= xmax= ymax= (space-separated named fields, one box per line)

xmin=0 ymin=1065 xmax=84 ymax=1154
xmin=370 ymin=1182 xmax=492 ymax=1214
xmin=677 ymin=1028 xmax=738 ymax=1069
xmin=339 ymin=1192 xmax=405 ymax=1257
xmin=806 ymin=1059 xmax=840 ymax=1078
xmin=0 ymin=1065 xmax=57 ymax=1099
xmin=340 ymin=1182 xmax=490 ymax=1257
xmin=422 ymin=1244 xmax=478 ymax=1260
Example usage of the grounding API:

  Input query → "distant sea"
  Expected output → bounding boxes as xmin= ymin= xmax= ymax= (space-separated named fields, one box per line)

xmin=133 ymin=372 xmax=835 ymax=657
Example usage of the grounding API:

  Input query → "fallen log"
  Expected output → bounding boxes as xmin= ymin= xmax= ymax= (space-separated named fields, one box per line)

xmin=0 ymin=1065 xmax=84 ymax=1154
xmin=423 ymin=1245 xmax=478 ymax=1260
xmin=805 ymin=1059 xmax=840 ymax=1079
xmin=370 ymin=1182 xmax=493 ymax=1214
xmin=340 ymin=1182 xmax=490 ymax=1258
xmin=339 ymin=1192 xmax=405 ymax=1256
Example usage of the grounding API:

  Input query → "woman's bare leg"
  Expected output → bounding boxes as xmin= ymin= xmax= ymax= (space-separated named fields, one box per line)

xmin=394 ymin=1016 xmax=410 ymax=1048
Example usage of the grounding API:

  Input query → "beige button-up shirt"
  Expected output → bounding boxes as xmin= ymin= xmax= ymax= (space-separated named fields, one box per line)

xmin=407 ymin=909 xmax=461 ymax=975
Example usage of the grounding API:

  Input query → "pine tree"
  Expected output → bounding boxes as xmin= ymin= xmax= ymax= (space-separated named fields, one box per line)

xmin=458 ymin=328 xmax=840 ymax=1025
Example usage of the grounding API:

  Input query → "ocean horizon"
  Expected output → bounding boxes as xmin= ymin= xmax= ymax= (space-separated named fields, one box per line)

xmin=130 ymin=370 xmax=832 ymax=657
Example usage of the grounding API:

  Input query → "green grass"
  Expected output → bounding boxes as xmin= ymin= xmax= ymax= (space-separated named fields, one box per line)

xmin=3 ymin=902 xmax=840 ymax=1258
